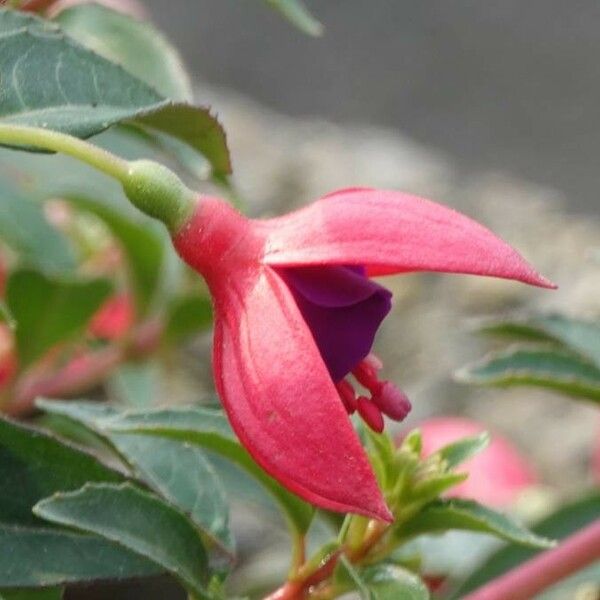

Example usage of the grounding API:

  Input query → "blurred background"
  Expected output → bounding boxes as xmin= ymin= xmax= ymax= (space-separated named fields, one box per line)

xmin=128 ymin=1 xmax=600 ymax=590
xmin=146 ymin=0 xmax=600 ymax=217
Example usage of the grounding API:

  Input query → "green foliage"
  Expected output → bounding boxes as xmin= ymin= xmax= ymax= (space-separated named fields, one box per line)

xmin=34 ymin=482 xmax=212 ymax=599
xmin=0 ymin=9 xmax=230 ymax=177
xmin=0 ymin=525 xmax=159 ymax=588
xmin=89 ymin=403 xmax=315 ymax=535
xmin=361 ymin=565 xmax=430 ymax=599
xmin=458 ymin=314 xmax=600 ymax=404
xmin=400 ymin=499 xmax=553 ymax=549
xmin=364 ymin=429 xmax=551 ymax=551
xmin=55 ymin=3 xmax=192 ymax=101
xmin=6 ymin=268 xmax=112 ymax=366
xmin=263 ymin=0 xmax=323 ymax=36
xmin=166 ymin=294 xmax=213 ymax=342
xmin=107 ymin=434 xmax=233 ymax=554
xmin=336 ymin=559 xmax=430 ymax=599
xmin=1 ymin=589 xmax=63 ymax=600
xmin=36 ymin=400 xmax=233 ymax=554
xmin=479 ymin=315 xmax=600 ymax=365
xmin=106 ymin=362 xmax=161 ymax=408
xmin=0 ymin=417 xmax=123 ymax=526
xmin=0 ymin=417 xmax=162 ymax=589
xmin=66 ymin=196 xmax=166 ymax=313
xmin=0 ymin=181 xmax=74 ymax=275
xmin=435 ymin=432 xmax=490 ymax=470
xmin=0 ymin=395 xmax=556 ymax=598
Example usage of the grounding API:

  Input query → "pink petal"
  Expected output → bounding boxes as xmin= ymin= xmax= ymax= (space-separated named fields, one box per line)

xmin=263 ymin=188 xmax=554 ymax=288
xmin=212 ymin=266 xmax=392 ymax=521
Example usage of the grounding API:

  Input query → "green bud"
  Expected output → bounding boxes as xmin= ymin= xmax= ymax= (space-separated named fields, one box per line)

xmin=122 ymin=160 xmax=196 ymax=233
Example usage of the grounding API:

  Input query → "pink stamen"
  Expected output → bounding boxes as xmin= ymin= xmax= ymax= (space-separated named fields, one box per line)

xmin=372 ymin=381 xmax=411 ymax=421
xmin=350 ymin=354 xmax=413 ymax=428
xmin=336 ymin=379 xmax=357 ymax=414
xmin=352 ymin=358 xmax=382 ymax=393
xmin=364 ymin=353 xmax=383 ymax=371
xmin=356 ymin=396 xmax=384 ymax=433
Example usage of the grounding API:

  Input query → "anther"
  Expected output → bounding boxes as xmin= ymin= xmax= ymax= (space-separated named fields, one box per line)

xmin=336 ymin=379 xmax=357 ymax=414
xmin=356 ymin=396 xmax=384 ymax=433
xmin=372 ymin=381 xmax=411 ymax=421
xmin=352 ymin=354 xmax=382 ymax=393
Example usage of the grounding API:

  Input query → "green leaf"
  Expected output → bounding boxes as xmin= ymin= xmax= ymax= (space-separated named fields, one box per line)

xmin=362 ymin=565 xmax=430 ymax=600
xmin=0 ymin=588 xmax=62 ymax=600
xmin=481 ymin=315 xmax=600 ymax=367
xmin=166 ymin=294 xmax=213 ymax=342
xmin=103 ymin=406 xmax=315 ymax=534
xmin=433 ymin=432 xmax=490 ymax=470
xmin=451 ymin=492 xmax=600 ymax=598
xmin=34 ymin=482 xmax=211 ymax=599
xmin=36 ymin=400 xmax=233 ymax=554
xmin=400 ymin=499 xmax=554 ymax=549
xmin=106 ymin=361 xmax=160 ymax=408
xmin=37 ymin=401 xmax=314 ymax=536
xmin=410 ymin=473 xmax=468 ymax=503
xmin=55 ymin=3 xmax=192 ymax=101
xmin=131 ymin=104 xmax=231 ymax=178
xmin=335 ymin=556 xmax=371 ymax=598
xmin=0 ymin=524 xmax=160 ymax=588
xmin=0 ymin=181 xmax=74 ymax=274
xmin=456 ymin=346 xmax=600 ymax=404
xmin=6 ymin=268 xmax=112 ymax=366
xmin=107 ymin=434 xmax=233 ymax=554
xmin=67 ymin=197 xmax=165 ymax=312
xmin=263 ymin=0 xmax=323 ymax=36
xmin=0 ymin=9 xmax=230 ymax=176
xmin=0 ymin=417 xmax=123 ymax=527
xmin=0 ymin=299 xmax=15 ymax=329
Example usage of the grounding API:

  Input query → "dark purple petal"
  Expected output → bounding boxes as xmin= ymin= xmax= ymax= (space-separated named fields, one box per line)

xmin=279 ymin=266 xmax=392 ymax=381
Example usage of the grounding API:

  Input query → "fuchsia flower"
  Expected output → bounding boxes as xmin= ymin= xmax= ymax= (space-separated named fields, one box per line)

xmin=172 ymin=187 xmax=553 ymax=521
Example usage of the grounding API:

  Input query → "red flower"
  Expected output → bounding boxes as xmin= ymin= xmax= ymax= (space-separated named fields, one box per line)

xmin=173 ymin=187 xmax=553 ymax=521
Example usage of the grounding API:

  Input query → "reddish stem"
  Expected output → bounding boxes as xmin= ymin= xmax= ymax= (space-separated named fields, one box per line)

xmin=464 ymin=519 xmax=600 ymax=600
xmin=263 ymin=522 xmax=389 ymax=600
xmin=263 ymin=581 xmax=304 ymax=600
xmin=19 ymin=0 xmax=60 ymax=12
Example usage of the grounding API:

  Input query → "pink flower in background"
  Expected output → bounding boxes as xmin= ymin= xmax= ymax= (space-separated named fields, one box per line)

xmin=89 ymin=294 xmax=135 ymax=340
xmin=173 ymin=187 xmax=553 ymax=519
xmin=0 ymin=324 xmax=16 ymax=389
xmin=418 ymin=416 xmax=538 ymax=507
xmin=592 ymin=428 xmax=600 ymax=484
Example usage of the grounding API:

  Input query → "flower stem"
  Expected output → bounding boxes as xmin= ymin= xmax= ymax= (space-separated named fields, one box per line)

xmin=464 ymin=519 xmax=600 ymax=600
xmin=0 ymin=124 xmax=196 ymax=232
xmin=289 ymin=533 xmax=306 ymax=579
xmin=0 ymin=124 xmax=130 ymax=184
xmin=264 ymin=519 xmax=390 ymax=600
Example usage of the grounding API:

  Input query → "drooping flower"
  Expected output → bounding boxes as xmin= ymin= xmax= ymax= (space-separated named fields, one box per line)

xmin=172 ymin=187 xmax=553 ymax=521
